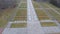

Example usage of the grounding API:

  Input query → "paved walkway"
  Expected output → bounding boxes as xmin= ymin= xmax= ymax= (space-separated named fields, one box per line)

xmin=2 ymin=28 xmax=27 ymax=34
xmin=27 ymin=0 xmax=45 ymax=34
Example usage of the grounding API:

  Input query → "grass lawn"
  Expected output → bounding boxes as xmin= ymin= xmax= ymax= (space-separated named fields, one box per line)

xmin=48 ymin=9 xmax=60 ymax=16
xmin=32 ymin=1 xmax=40 ymax=8
xmin=14 ymin=9 xmax=27 ymax=21
xmin=39 ymin=3 xmax=49 ymax=8
xmin=21 ymin=0 xmax=27 ymax=2
xmin=45 ymin=3 xmax=60 ymax=13
xmin=35 ymin=9 xmax=50 ymax=20
xmin=47 ymin=9 xmax=60 ymax=21
xmin=0 ymin=18 xmax=7 ymax=28
xmin=0 ymin=8 xmax=15 ymax=28
xmin=11 ymin=23 xmax=27 ymax=28
xmin=19 ymin=3 xmax=27 ymax=8
xmin=42 ymin=3 xmax=60 ymax=24
xmin=47 ymin=3 xmax=59 ymax=9
xmin=2 ymin=8 xmax=15 ymax=18
xmin=40 ymin=22 xmax=57 ymax=27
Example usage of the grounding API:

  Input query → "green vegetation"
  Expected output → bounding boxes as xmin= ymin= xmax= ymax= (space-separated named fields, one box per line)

xmin=32 ymin=1 xmax=40 ymax=8
xmin=19 ymin=3 xmax=27 ymax=8
xmin=41 ymin=22 xmax=57 ymax=27
xmin=45 ymin=3 xmax=60 ymax=13
xmin=35 ymin=9 xmax=50 ymax=20
xmin=48 ymin=9 xmax=60 ymax=16
xmin=39 ymin=3 xmax=49 ymax=8
xmin=3 ymin=8 xmax=15 ymax=18
xmin=21 ymin=0 xmax=27 ymax=2
xmin=0 ymin=0 xmax=27 ymax=28
xmin=0 ymin=18 xmax=7 ymax=28
xmin=14 ymin=9 xmax=27 ymax=21
xmin=11 ymin=23 xmax=27 ymax=28
xmin=47 ymin=3 xmax=59 ymax=9
xmin=0 ymin=8 xmax=15 ymax=28
xmin=48 ymin=9 xmax=60 ymax=23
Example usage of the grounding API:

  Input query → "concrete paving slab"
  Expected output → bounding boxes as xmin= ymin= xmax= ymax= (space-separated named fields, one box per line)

xmin=42 ymin=27 xmax=60 ymax=33
xmin=2 ymin=28 xmax=27 ymax=34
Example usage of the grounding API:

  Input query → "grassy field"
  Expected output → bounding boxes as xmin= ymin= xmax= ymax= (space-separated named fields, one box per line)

xmin=39 ymin=3 xmax=60 ymax=24
xmin=19 ymin=3 xmax=27 ymax=8
xmin=32 ymin=1 xmax=60 ymax=24
xmin=43 ymin=3 xmax=60 ymax=13
xmin=47 ymin=9 xmax=60 ymax=16
xmin=35 ymin=9 xmax=50 ymax=20
xmin=21 ymin=0 xmax=27 ymax=2
xmin=39 ymin=3 xmax=49 ymax=8
xmin=14 ymin=9 xmax=27 ymax=21
xmin=46 ymin=3 xmax=60 ymax=9
xmin=40 ymin=22 xmax=57 ymax=27
xmin=11 ymin=23 xmax=27 ymax=28
xmin=32 ymin=1 xmax=40 ymax=8
xmin=14 ymin=0 xmax=27 ymax=21
xmin=10 ymin=0 xmax=27 ymax=28
xmin=0 ymin=18 xmax=7 ymax=28
xmin=2 ymin=8 xmax=15 ymax=18
xmin=47 ymin=9 xmax=60 ymax=23
xmin=32 ymin=1 xmax=50 ymax=20
xmin=0 ymin=8 xmax=15 ymax=28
